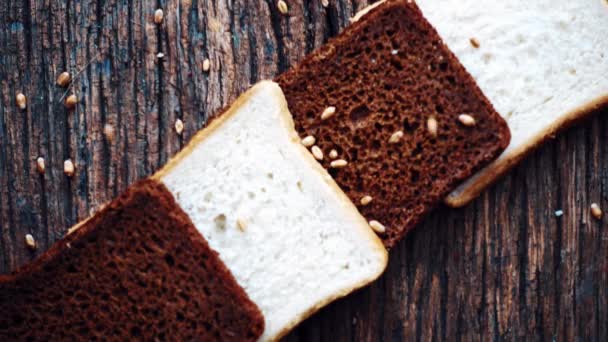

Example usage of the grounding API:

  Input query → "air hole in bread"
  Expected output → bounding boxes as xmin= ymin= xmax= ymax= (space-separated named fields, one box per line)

xmin=389 ymin=59 xmax=404 ymax=71
xmin=371 ymin=140 xmax=381 ymax=150
xmin=349 ymin=104 xmax=371 ymax=122
xmin=402 ymin=118 xmax=418 ymax=133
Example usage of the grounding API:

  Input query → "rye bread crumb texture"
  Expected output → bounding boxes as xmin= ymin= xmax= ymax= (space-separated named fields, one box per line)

xmin=0 ymin=179 xmax=264 ymax=341
xmin=276 ymin=0 xmax=510 ymax=247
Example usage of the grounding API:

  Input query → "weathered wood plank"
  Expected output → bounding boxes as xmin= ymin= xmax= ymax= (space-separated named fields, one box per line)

xmin=1 ymin=1 xmax=606 ymax=340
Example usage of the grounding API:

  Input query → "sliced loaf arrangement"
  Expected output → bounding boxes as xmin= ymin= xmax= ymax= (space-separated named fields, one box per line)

xmin=277 ymin=0 xmax=511 ymax=247
xmin=0 ymin=82 xmax=387 ymax=342
xmin=416 ymin=0 xmax=608 ymax=206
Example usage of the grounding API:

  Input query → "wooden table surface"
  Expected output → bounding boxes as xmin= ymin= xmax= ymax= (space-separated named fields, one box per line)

xmin=1 ymin=1 xmax=607 ymax=340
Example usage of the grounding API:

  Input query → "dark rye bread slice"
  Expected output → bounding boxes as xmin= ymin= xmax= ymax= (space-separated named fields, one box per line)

xmin=276 ymin=0 xmax=510 ymax=247
xmin=0 ymin=179 xmax=263 ymax=341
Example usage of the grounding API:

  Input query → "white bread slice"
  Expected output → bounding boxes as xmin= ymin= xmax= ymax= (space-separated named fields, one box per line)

xmin=413 ymin=0 xmax=608 ymax=206
xmin=153 ymin=81 xmax=387 ymax=341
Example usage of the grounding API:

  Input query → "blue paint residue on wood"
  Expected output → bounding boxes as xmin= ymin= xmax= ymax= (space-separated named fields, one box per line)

xmin=9 ymin=22 xmax=24 ymax=32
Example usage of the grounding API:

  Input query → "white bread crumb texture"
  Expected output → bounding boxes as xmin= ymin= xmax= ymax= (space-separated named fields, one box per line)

xmin=417 ymin=0 xmax=608 ymax=200
xmin=160 ymin=83 xmax=386 ymax=341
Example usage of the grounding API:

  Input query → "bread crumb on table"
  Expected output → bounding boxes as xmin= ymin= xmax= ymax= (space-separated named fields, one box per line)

xmin=590 ymin=203 xmax=602 ymax=220
xmin=154 ymin=9 xmax=164 ymax=24
xmin=16 ymin=93 xmax=27 ymax=109
xmin=65 ymin=94 xmax=78 ymax=109
xmin=277 ymin=0 xmax=288 ymax=14
xmin=25 ymin=234 xmax=36 ymax=250
xmin=56 ymin=72 xmax=71 ymax=87
xmin=64 ymin=159 xmax=75 ymax=177
xmin=36 ymin=157 xmax=45 ymax=174
xmin=175 ymin=119 xmax=184 ymax=135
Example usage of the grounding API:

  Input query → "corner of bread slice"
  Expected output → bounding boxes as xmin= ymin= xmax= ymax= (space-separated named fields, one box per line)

xmin=154 ymin=80 xmax=387 ymax=341
xmin=430 ymin=0 xmax=608 ymax=208
xmin=350 ymin=0 xmax=386 ymax=22
xmin=445 ymin=93 xmax=608 ymax=208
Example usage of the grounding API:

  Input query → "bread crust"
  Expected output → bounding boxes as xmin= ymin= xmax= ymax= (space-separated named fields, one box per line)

xmin=154 ymin=81 xmax=388 ymax=341
xmin=350 ymin=0 xmax=386 ymax=22
xmin=446 ymin=94 xmax=608 ymax=207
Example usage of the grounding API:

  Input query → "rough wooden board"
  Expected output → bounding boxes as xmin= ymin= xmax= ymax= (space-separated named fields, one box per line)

xmin=0 ymin=0 xmax=606 ymax=340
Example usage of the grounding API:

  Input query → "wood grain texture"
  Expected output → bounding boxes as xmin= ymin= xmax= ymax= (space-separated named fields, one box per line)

xmin=1 ymin=0 xmax=606 ymax=340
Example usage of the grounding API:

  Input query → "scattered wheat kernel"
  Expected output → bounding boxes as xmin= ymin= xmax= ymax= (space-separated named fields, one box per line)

xmin=329 ymin=149 xmax=338 ymax=159
xmin=154 ymin=9 xmax=164 ymax=24
xmin=470 ymin=38 xmax=480 ymax=48
xmin=64 ymin=159 xmax=75 ymax=177
xmin=56 ymin=72 xmax=71 ymax=87
xmin=369 ymin=220 xmax=386 ymax=234
xmin=591 ymin=203 xmax=603 ymax=220
xmin=236 ymin=218 xmax=247 ymax=232
xmin=202 ymin=58 xmax=211 ymax=72
xmin=360 ymin=195 xmax=373 ymax=206
xmin=175 ymin=118 xmax=184 ymax=135
xmin=321 ymin=0 xmax=329 ymax=7
xmin=330 ymin=159 xmax=348 ymax=168
xmin=156 ymin=52 xmax=165 ymax=59
xmin=65 ymin=94 xmax=78 ymax=109
xmin=311 ymin=145 xmax=324 ymax=160
xmin=458 ymin=114 xmax=476 ymax=126
xmin=36 ymin=157 xmax=45 ymax=174
xmin=16 ymin=93 xmax=26 ymax=109
xmin=427 ymin=117 xmax=438 ymax=137
xmin=301 ymin=135 xmax=316 ymax=147
xmin=389 ymin=130 xmax=404 ymax=143
xmin=25 ymin=234 xmax=36 ymax=250
xmin=321 ymin=106 xmax=336 ymax=120
xmin=277 ymin=0 xmax=289 ymax=14
xmin=103 ymin=123 xmax=115 ymax=143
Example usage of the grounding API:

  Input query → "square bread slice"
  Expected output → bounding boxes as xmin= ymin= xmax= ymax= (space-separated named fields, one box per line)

xmin=416 ymin=0 xmax=608 ymax=207
xmin=0 ymin=179 xmax=264 ymax=341
xmin=153 ymin=81 xmax=387 ymax=341
xmin=276 ymin=0 xmax=510 ymax=247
